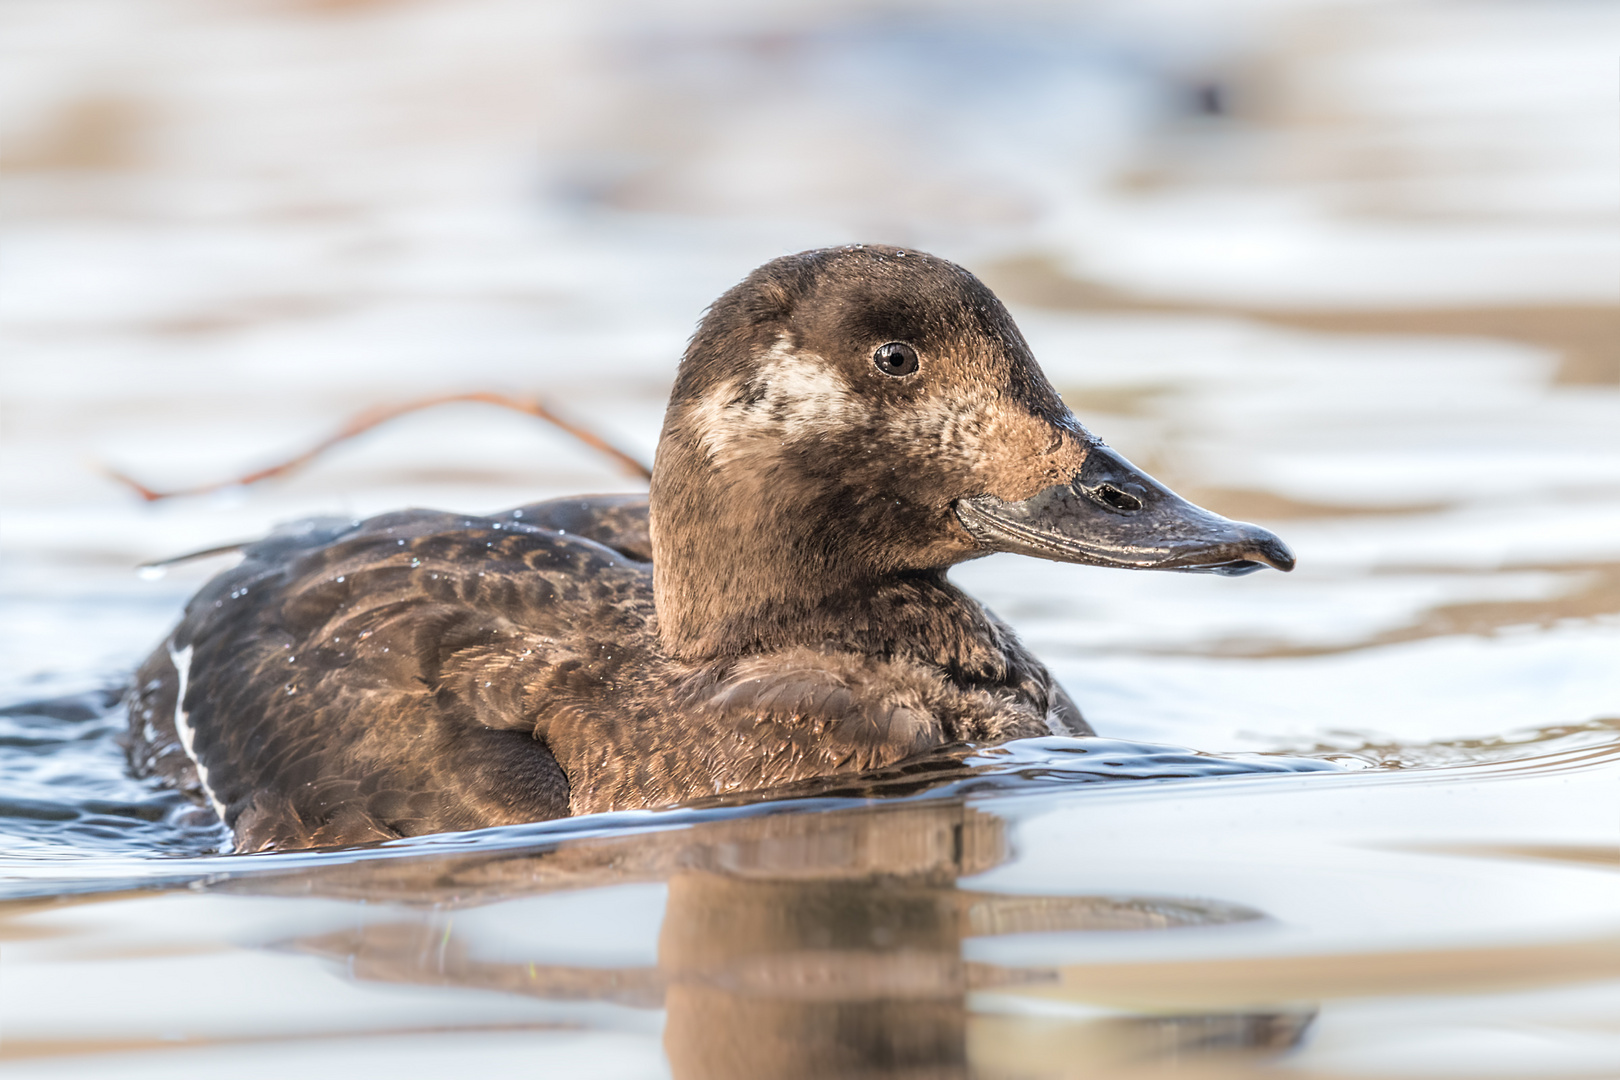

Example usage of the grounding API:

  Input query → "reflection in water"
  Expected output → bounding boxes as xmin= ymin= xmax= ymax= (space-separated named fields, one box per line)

xmin=263 ymin=801 xmax=1311 ymax=1078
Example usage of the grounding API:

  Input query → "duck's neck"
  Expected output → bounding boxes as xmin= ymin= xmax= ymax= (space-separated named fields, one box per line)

xmin=651 ymin=452 xmax=872 ymax=659
xmin=649 ymin=442 xmax=987 ymax=670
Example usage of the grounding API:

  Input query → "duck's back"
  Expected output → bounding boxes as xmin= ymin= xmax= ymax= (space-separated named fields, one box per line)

xmin=127 ymin=495 xmax=655 ymax=850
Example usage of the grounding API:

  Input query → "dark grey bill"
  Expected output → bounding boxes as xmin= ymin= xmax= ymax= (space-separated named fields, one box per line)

xmin=955 ymin=445 xmax=1295 ymax=575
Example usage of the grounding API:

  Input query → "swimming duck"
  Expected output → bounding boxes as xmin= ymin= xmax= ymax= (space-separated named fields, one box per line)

xmin=126 ymin=245 xmax=1293 ymax=851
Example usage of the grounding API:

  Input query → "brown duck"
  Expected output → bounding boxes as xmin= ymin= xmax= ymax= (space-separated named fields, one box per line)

xmin=126 ymin=245 xmax=1294 ymax=851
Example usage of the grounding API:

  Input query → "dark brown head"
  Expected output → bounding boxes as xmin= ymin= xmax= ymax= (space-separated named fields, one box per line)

xmin=650 ymin=245 xmax=1292 ymax=660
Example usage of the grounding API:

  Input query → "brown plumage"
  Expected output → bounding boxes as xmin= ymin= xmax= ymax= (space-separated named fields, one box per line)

xmin=126 ymin=245 xmax=1293 ymax=851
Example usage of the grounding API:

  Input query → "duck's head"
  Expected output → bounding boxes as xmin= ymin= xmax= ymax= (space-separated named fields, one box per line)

xmin=651 ymin=245 xmax=1293 ymax=660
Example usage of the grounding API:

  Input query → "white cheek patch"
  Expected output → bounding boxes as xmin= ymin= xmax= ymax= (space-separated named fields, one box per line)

xmin=692 ymin=337 xmax=869 ymax=465
xmin=755 ymin=339 xmax=862 ymax=435
xmin=691 ymin=380 xmax=741 ymax=465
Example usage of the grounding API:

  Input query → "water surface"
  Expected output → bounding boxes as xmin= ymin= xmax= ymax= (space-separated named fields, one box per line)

xmin=2 ymin=0 xmax=1617 ymax=1076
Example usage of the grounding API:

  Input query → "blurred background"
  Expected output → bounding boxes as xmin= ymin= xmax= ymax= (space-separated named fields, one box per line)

xmin=3 ymin=0 xmax=1620 ymax=744
xmin=4 ymin=2 xmax=1620 ymax=1077
xmin=2 ymin=0 xmax=1614 ymax=744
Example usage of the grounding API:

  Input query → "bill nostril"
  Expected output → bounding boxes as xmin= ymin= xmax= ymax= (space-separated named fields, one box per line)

xmin=1094 ymin=483 xmax=1143 ymax=513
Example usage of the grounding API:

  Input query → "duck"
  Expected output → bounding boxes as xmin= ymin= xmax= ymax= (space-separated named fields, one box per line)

xmin=125 ymin=245 xmax=1294 ymax=852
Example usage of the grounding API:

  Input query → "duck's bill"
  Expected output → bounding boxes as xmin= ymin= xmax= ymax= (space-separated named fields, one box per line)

xmin=955 ymin=446 xmax=1295 ymax=575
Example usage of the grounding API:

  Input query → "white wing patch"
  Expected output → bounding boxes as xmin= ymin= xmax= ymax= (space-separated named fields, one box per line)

xmin=167 ymin=642 xmax=230 ymax=823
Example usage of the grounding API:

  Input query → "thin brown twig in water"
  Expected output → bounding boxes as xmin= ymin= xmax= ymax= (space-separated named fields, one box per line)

xmin=101 ymin=391 xmax=653 ymax=503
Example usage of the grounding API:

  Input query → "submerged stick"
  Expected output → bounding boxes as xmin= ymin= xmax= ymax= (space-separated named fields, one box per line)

xmin=103 ymin=391 xmax=653 ymax=503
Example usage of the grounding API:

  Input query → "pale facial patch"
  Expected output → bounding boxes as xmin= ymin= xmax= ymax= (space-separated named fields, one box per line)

xmin=692 ymin=337 xmax=870 ymax=466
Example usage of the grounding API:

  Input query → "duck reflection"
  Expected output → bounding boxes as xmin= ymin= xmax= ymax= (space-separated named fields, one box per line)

xmin=265 ymin=800 xmax=1313 ymax=1077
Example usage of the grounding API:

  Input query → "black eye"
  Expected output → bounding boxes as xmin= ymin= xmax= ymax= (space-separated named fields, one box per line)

xmin=873 ymin=342 xmax=919 ymax=377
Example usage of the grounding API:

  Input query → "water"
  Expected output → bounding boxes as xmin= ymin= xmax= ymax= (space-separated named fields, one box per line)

xmin=2 ymin=0 xmax=1618 ymax=1076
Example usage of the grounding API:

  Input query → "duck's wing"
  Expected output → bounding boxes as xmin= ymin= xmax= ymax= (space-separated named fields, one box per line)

xmin=492 ymin=493 xmax=650 ymax=562
xmin=127 ymin=508 xmax=655 ymax=851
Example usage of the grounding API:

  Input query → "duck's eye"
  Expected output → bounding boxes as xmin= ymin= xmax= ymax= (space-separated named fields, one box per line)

xmin=873 ymin=342 xmax=919 ymax=377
